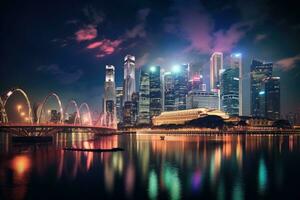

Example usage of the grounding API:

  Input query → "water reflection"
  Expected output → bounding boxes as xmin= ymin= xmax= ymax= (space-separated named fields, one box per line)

xmin=1 ymin=133 xmax=300 ymax=199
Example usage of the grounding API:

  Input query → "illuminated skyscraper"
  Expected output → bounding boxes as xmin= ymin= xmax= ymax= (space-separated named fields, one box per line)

xmin=264 ymin=77 xmax=280 ymax=120
xmin=173 ymin=64 xmax=189 ymax=110
xmin=230 ymin=53 xmax=243 ymax=116
xmin=115 ymin=87 xmax=123 ymax=123
xmin=163 ymin=72 xmax=176 ymax=111
xmin=123 ymin=55 xmax=136 ymax=102
xmin=210 ymin=52 xmax=223 ymax=91
xmin=220 ymin=67 xmax=239 ymax=116
xmin=138 ymin=69 xmax=150 ymax=125
xmin=250 ymin=59 xmax=273 ymax=118
xmin=104 ymin=65 xmax=116 ymax=114
xmin=149 ymin=66 xmax=162 ymax=117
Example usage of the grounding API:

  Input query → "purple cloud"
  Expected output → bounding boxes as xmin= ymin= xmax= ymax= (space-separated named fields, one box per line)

xmin=276 ymin=54 xmax=300 ymax=71
xmin=75 ymin=25 xmax=97 ymax=42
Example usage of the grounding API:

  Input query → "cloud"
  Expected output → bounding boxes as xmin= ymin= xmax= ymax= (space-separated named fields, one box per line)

xmin=86 ymin=8 xmax=151 ymax=58
xmin=165 ymin=1 xmax=253 ymax=54
xmin=83 ymin=5 xmax=105 ymax=25
xmin=276 ymin=54 xmax=300 ymax=71
xmin=255 ymin=33 xmax=267 ymax=42
xmin=75 ymin=25 xmax=97 ymax=42
xmin=125 ymin=8 xmax=150 ymax=39
xmin=87 ymin=39 xmax=123 ymax=58
xmin=37 ymin=64 xmax=83 ymax=84
xmin=213 ymin=21 xmax=254 ymax=52
xmin=136 ymin=53 xmax=149 ymax=68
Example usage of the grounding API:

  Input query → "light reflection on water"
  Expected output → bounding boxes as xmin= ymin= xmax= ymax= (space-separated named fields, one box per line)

xmin=1 ymin=133 xmax=300 ymax=199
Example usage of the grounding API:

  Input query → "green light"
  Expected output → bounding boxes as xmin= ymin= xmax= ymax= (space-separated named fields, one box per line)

xmin=172 ymin=65 xmax=180 ymax=73
xmin=150 ymin=66 xmax=156 ymax=72
xmin=258 ymin=158 xmax=267 ymax=194
xmin=148 ymin=170 xmax=158 ymax=200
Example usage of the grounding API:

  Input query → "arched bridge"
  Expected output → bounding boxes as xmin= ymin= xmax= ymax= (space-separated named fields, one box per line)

xmin=0 ymin=87 xmax=117 ymax=136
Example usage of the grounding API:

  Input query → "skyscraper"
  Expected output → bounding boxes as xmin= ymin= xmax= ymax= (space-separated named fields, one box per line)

xmin=163 ymin=72 xmax=176 ymax=111
xmin=138 ymin=69 xmax=150 ymax=125
xmin=230 ymin=53 xmax=243 ymax=116
xmin=115 ymin=87 xmax=123 ymax=123
xmin=186 ymin=91 xmax=219 ymax=109
xmin=220 ymin=67 xmax=239 ymax=116
xmin=210 ymin=52 xmax=223 ymax=91
xmin=174 ymin=64 xmax=189 ymax=110
xmin=131 ymin=92 xmax=139 ymax=125
xmin=149 ymin=66 xmax=162 ymax=117
xmin=264 ymin=77 xmax=280 ymax=120
xmin=250 ymin=59 xmax=273 ymax=118
xmin=123 ymin=55 xmax=136 ymax=102
xmin=104 ymin=65 xmax=116 ymax=114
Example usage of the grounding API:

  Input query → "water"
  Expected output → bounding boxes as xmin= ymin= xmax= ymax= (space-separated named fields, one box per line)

xmin=1 ymin=133 xmax=300 ymax=200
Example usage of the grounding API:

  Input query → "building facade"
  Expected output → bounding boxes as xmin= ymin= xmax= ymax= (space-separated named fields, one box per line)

xmin=138 ymin=69 xmax=150 ymax=125
xmin=149 ymin=66 xmax=162 ymax=118
xmin=264 ymin=77 xmax=280 ymax=120
xmin=220 ymin=67 xmax=239 ymax=116
xmin=123 ymin=55 xmax=136 ymax=102
xmin=186 ymin=91 xmax=219 ymax=109
xmin=230 ymin=53 xmax=243 ymax=116
xmin=115 ymin=87 xmax=123 ymax=123
xmin=210 ymin=52 xmax=223 ymax=91
xmin=250 ymin=59 xmax=273 ymax=118
xmin=163 ymin=72 xmax=176 ymax=111
xmin=103 ymin=65 xmax=116 ymax=114
xmin=174 ymin=64 xmax=189 ymax=110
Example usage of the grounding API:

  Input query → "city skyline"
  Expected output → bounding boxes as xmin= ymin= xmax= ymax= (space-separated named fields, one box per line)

xmin=1 ymin=0 xmax=300 ymax=116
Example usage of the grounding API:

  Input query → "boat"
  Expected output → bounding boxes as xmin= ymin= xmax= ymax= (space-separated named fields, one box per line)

xmin=63 ymin=147 xmax=124 ymax=152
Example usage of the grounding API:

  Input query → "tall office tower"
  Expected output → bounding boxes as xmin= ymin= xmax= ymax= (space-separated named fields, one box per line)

xmin=250 ymin=59 xmax=273 ymax=118
xmin=210 ymin=52 xmax=223 ymax=91
xmin=123 ymin=101 xmax=133 ymax=127
xmin=123 ymin=55 xmax=136 ymax=102
xmin=131 ymin=92 xmax=139 ymax=125
xmin=149 ymin=66 xmax=162 ymax=117
xmin=115 ymin=87 xmax=123 ymax=123
xmin=138 ymin=70 xmax=150 ymax=125
xmin=104 ymin=65 xmax=116 ymax=114
xmin=264 ymin=77 xmax=280 ymax=120
xmin=164 ymin=72 xmax=176 ymax=111
xmin=174 ymin=64 xmax=189 ymax=110
xmin=231 ymin=53 xmax=243 ymax=116
xmin=220 ymin=67 xmax=239 ymax=116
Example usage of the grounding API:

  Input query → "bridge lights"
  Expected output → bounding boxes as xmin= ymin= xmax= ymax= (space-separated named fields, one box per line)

xmin=7 ymin=91 xmax=13 ymax=97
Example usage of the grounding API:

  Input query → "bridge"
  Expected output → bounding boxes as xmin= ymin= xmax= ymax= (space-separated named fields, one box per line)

xmin=0 ymin=87 xmax=117 ymax=136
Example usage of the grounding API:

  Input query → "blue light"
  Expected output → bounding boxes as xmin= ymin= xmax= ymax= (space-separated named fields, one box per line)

xmin=234 ymin=53 xmax=242 ymax=57
xmin=259 ymin=91 xmax=265 ymax=95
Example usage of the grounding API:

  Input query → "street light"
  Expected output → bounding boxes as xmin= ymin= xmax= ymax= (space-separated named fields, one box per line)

xmin=20 ymin=112 xmax=25 ymax=117
xmin=17 ymin=104 xmax=22 ymax=112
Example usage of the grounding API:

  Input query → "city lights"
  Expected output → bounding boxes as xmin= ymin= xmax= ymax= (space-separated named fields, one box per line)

xmin=17 ymin=104 xmax=22 ymax=112
xmin=150 ymin=66 xmax=156 ymax=72
xmin=20 ymin=112 xmax=25 ymax=117
xmin=172 ymin=65 xmax=180 ymax=73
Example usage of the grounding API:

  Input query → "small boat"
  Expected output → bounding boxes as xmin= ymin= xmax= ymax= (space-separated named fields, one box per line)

xmin=160 ymin=136 xmax=165 ymax=140
xmin=63 ymin=147 xmax=124 ymax=152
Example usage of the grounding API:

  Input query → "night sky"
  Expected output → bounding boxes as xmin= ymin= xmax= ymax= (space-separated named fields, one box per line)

xmin=1 ymin=0 xmax=300 ymax=115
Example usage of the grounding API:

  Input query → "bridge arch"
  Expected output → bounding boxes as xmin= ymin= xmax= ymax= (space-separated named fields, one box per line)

xmin=2 ymin=88 xmax=33 ymax=123
xmin=64 ymin=100 xmax=80 ymax=125
xmin=75 ymin=103 xmax=92 ymax=125
xmin=38 ymin=92 xmax=64 ymax=124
